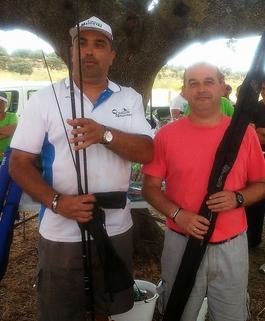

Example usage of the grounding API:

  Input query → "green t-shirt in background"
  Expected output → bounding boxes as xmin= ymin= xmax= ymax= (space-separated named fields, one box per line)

xmin=0 ymin=112 xmax=18 ymax=161
xmin=184 ymin=97 xmax=235 ymax=117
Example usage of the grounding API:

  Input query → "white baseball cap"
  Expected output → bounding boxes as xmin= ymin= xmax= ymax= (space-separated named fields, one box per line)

xmin=69 ymin=16 xmax=113 ymax=41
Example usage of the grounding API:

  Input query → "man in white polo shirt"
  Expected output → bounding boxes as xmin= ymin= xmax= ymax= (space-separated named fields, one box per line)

xmin=9 ymin=16 xmax=153 ymax=321
xmin=169 ymin=87 xmax=188 ymax=120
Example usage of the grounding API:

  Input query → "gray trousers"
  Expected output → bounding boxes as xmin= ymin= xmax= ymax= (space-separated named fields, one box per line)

xmin=37 ymin=228 xmax=134 ymax=321
xmin=158 ymin=229 xmax=250 ymax=321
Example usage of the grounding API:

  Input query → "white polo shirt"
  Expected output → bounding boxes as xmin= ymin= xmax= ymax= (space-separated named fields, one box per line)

xmin=11 ymin=78 xmax=152 ymax=242
xmin=170 ymin=94 xmax=188 ymax=112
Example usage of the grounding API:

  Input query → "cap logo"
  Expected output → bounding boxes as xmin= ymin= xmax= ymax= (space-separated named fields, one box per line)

xmin=70 ymin=16 xmax=113 ymax=40
xmin=81 ymin=21 xmax=103 ymax=28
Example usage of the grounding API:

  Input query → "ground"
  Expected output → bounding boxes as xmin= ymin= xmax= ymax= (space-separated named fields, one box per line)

xmin=0 ymin=215 xmax=265 ymax=321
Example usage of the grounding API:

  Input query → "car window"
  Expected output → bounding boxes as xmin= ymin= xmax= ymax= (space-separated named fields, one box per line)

xmin=5 ymin=90 xmax=19 ymax=113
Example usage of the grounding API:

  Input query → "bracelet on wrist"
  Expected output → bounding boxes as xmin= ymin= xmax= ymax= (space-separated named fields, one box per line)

xmin=51 ymin=193 xmax=61 ymax=213
xmin=171 ymin=207 xmax=182 ymax=223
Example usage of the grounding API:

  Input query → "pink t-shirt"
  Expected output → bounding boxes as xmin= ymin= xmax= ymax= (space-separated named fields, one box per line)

xmin=143 ymin=116 xmax=265 ymax=242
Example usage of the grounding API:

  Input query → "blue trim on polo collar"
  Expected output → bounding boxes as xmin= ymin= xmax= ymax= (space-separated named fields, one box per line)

xmin=64 ymin=78 xmax=121 ymax=109
xmin=64 ymin=78 xmax=121 ymax=93
xmin=93 ymin=87 xmax=113 ymax=110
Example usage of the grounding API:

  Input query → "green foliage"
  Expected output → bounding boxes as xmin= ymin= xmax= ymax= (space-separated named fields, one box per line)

xmin=47 ymin=52 xmax=58 ymax=58
xmin=45 ymin=55 xmax=65 ymax=70
xmin=29 ymin=50 xmax=43 ymax=59
xmin=0 ymin=46 xmax=8 ymax=56
xmin=156 ymin=65 xmax=185 ymax=80
xmin=11 ymin=49 xmax=33 ymax=58
xmin=7 ymin=59 xmax=33 ymax=75
xmin=154 ymin=65 xmax=184 ymax=90
xmin=154 ymin=65 xmax=246 ymax=93
xmin=0 ymin=56 xmax=10 ymax=70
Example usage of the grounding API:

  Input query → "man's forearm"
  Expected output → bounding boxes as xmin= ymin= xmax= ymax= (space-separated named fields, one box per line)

xmin=9 ymin=152 xmax=55 ymax=208
xmin=142 ymin=185 xmax=178 ymax=219
xmin=107 ymin=130 xmax=153 ymax=164
xmin=143 ymin=175 xmax=210 ymax=238
xmin=0 ymin=124 xmax=17 ymax=138
xmin=240 ymin=181 xmax=265 ymax=206
xmin=9 ymin=150 xmax=96 ymax=223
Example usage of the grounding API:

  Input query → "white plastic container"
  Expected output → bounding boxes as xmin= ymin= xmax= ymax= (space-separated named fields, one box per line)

xmin=111 ymin=280 xmax=159 ymax=321
xmin=197 ymin=297 xmax=208 ymax=321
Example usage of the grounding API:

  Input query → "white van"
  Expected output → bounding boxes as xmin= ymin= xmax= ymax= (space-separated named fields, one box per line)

xmin=0 ymin=81 xmax=50 ymax=117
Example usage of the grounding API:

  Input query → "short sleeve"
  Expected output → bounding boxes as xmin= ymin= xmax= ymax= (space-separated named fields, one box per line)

xmin=8 ymin=113 xmax=18 ymax=125
xmin=170 ymin=96 xmax=178 ymax=109
xmin=221 ymin=97 xmax=234 ymax=117
xmin=130 ymin=92 xmax=152 ymax=137
xmin=246 ymin=126 xmax=265 ymax=182
xmin=10 ymin=93 xmax=47 ymax=154
xmin=142 ymin=129 xmax=166 ymax=178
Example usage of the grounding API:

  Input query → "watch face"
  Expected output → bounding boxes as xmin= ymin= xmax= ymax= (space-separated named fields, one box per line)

xmin=236 ymin=192 xmax=244 ymax=205
xmin=103 ymin=130 xmax=113 ymax=144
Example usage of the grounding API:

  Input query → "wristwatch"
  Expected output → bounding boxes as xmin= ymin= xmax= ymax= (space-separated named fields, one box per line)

xmin=235 ymin=191 xmax=244 ymax=208
xmin=102 ymin=126 xmax=113 ymax=145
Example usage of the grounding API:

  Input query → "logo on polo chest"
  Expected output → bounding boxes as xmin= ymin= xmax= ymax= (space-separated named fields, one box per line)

xmin=112 ymin=108 xmax=132 ymax=117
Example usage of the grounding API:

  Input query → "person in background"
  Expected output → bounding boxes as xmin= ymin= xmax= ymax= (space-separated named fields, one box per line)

xmin=223 ymin=84 xmax=233 ymax=100
xmin=224 ymin=83 xmax=236 ymax=105
xmin=246 ymin=79 xmax=265 ymax=248
xmin=184 ymin=95 xmax=234 ymax=117
xmin=169 ymin=87 xmax=188 ymax=120
xmin=236 ymin=84 xmax=242 ymax=100
xmin=0 ymin=91 xmax=18 ymax=163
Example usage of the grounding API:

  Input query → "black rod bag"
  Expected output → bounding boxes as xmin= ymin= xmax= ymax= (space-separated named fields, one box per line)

xmin=79 ymin=191 xmax=134 ymax=295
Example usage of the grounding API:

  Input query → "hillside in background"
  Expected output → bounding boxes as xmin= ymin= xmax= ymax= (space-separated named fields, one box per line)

xmin=0 ymin=47 xmax=67 ymax=81
xmin=154 ymin=65 xmax=246 ymax=92
xmin=0 ymin=46 xmax=245 ymax=104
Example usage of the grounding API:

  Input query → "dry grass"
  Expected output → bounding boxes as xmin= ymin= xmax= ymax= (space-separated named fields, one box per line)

xmin=0 ymin=69 xmax=67 ymax=82
xmin=0 ymin=216 xmax=264 ymax=321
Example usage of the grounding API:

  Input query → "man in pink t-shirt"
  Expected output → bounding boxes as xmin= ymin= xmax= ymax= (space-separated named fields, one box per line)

xmin=143 ymin=62 xmax=265 ymax=321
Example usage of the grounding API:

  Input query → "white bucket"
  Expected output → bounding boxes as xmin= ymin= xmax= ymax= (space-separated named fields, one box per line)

xmin=111 ymin=280 xmax=159 ymax=321
xmin=197 ymin=297 xmax=208 ymax=321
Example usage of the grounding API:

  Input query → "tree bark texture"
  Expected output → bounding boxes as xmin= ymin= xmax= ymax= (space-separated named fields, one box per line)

xmin=0 ymin=0 xmax=265 ymax=104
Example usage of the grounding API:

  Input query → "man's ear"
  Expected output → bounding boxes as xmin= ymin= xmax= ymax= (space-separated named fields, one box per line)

xmin=182 ymin=85 xmax=187 ymax=98
xmin=220 ymin=79 xmax=226 ymax=95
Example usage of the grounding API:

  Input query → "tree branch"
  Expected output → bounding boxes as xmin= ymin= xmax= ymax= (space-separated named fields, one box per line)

xmin=118 ymin=0 xmax=154 ymax=12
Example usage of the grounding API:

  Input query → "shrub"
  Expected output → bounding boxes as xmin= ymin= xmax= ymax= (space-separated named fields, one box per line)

xmin=0 ymin=56 xmax=10 ymax=70
xmin=44 ymin=55 xmax=65 ymax=70
xmin=0 ymin=46 xmax=8 ymax=56
xmin=7 ymin=60 xmax=33 ymax=75
xmin=29 ymin=50 xmax=43 ymax=59
xmin=11 ymin=49 xmax=33 ymax=58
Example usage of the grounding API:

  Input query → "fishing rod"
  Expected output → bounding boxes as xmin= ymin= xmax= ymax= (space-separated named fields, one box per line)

xmin=35 ymin=5 xmax=134 ymax=319
xmin=70 ymin=0 xmax=95 ymax=319
xmin=32 ymin=4 xmax=95 ymax=317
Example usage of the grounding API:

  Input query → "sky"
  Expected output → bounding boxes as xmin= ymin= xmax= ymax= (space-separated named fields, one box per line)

xmin=0 ymin=28 xmax=261 ymax=72
xmin=169 ymin=36 xmax=260 ymax=72
xmin=0 ymin=29 xmax=54 ymax=54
